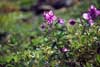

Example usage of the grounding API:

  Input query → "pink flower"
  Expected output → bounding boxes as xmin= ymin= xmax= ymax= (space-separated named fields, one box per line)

xmin=57 ymin=18 xmax=64 ymax=24
xmin=82 ymin=5 xmax=100 ymax=26
xmin=61 ymin=47 xmax=69 ymax=53
xmin=69 ymin=19 xmax=76 ymax=25
xmin=40 ymin=23 xmax=46 ymax=28
xmin=43 ymin=10 xmax=57 ymax=24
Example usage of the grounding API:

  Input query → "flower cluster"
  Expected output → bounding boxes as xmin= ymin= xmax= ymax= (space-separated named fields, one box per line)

xmin=82 ymin=5 xmax=100 ymax=26
xmin=40 ymin=5 xmax=100 ymax=54
xmin=42 ymin=10 xmax=77 ymax=29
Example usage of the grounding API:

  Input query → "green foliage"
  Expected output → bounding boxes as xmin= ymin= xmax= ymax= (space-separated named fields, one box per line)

xmin=0 ymin=0 xmax=100 ymax=67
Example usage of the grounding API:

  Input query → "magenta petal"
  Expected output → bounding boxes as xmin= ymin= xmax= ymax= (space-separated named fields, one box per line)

xmin=48 ymin=18 xmax=54 ymax=24
xmin=88 ymin=19 xmax=94 ymax=26
xmin=96 ymin=10 xmax=100 ymax=16
xmin=90 ymin=5 xmax=97 ymax=10
xmin=48 ymin=10 xmax=54 ymax=16
xmin=43 ymin=12 xmax=49 ymax=20
xmin=57 ymin=18 xmax=64 ymax=24
xmin=52 ymin=15 xmax=57 ymax=21
xmin=82 ymin=13 xmax=90 ymax=20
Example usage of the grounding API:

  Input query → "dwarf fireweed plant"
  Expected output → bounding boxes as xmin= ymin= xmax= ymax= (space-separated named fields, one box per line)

xmin=82 ymin=5 xmax=100 ymax=26
xmin=34 ymin=5 xmax=100 ymax=67
xmin=0 ymin=1 xmax=100 ymax=67
xmin=43 ymin=10 xmax=57 ymax=24
xmin=3 ymin=4 xmax=99 ymax=67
